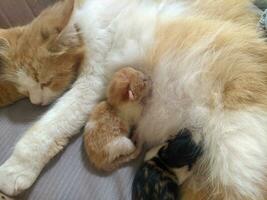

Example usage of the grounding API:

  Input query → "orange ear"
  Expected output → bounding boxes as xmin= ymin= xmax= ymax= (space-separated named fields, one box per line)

xmin=57 ymin=0 xmax=76 ymax=32
xmin=0 ymin=37 xmax=9 ymax=69
xmin=33 ymin=0 xmax=75 ymax=39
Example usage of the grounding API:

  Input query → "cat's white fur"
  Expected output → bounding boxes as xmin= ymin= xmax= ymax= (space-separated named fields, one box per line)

xmin=0 ymin=0 xmax=266 ymax=199
xmin=0 ymin=0 xmax=165 ymax=195
xmin=104 ymin=136 xmax=136 ymax=162
xmin=16 ymin=70 xmax=58 ymax=105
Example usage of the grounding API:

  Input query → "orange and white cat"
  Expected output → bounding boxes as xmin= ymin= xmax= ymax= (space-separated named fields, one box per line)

xmin=84 ymin=67 xmax=151 ymax=171
xmin=0 ymin=1 xmax=84 ymax=106
xmin=0 ymin=0 xmax=266 ymax=200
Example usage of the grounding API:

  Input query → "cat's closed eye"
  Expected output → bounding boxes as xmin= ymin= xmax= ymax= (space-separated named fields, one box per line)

xmin=40 ymin=79 xmax=53 ymax=89
xmin=0 ymin=0 xmax=84 ymax=106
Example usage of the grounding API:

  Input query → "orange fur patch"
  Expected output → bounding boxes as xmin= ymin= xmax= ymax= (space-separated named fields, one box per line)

xmin=0 ymin=0 xmax=84 ymax=105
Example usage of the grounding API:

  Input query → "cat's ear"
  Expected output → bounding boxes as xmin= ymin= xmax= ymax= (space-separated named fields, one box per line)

xmin=128 ymin=89 xmax=135 ymax=101
xmin=0 ymin=37 xmax=9 ymax=71
xmin=32 ymin=0 xmax=76 ymax=43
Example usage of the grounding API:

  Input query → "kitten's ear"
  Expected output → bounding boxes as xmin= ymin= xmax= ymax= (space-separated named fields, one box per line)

xmin=128 ymin=90 xmax=135 ymax=101
xmin=33 ymin=0 xmax=76 ymax=41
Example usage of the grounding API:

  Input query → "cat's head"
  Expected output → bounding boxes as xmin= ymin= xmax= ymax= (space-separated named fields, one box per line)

xmin=0 ymin=0 xmax=84 ymax=105
xmin=107 ymin=67 xmax=151 ymax=107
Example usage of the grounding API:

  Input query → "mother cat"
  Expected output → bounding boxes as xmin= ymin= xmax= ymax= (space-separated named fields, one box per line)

xmin=0 ymin=0 xmax=266 ymax=199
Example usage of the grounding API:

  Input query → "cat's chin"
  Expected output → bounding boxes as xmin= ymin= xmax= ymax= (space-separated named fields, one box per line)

xmin=29 ymin=89 xmax=62 ymax=106
xmin=29 ymin=97 xmax=55 ymax=106
xmin=40 ymin=98 xmax=57 ymax=106
xmin=28 ymin=99 xmax=50 ymax=106
xmin=40 ymin=102 xmax=51 ymax=106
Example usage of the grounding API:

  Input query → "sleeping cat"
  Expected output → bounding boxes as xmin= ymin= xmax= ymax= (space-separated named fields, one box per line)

xmin=0 ymin=0 xmax=267 ymax=200
xmin=84 ymin=67 xmax=151 ymax=171
xmin=0 ymin=5 xmax=84 ymax=106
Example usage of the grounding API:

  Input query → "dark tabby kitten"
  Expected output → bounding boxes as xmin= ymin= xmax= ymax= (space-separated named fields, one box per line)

xmin=132 ymin=129 xmax=202 ymax=200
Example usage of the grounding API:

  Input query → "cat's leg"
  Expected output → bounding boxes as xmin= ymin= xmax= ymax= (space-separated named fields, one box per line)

xmin=0 ymin=81 xmax=25 ymax=107
xmin=109 ymin=137 xmax=144 ymax=171
xmin=0 ymin=74 xmax=105 ymax=196
xmin=197 ymin=108 xmax=267 ymax=200
xmin=105 ymin=136 xmax=136 ymax=162
xmin=103 ymin=130 xmax=145 ymax=171
xmin=102 ymin=133 xmax=145 ymax=172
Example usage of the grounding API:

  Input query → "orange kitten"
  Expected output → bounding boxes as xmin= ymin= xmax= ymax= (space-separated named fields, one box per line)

xmin=83 ymin=67 xmax=151 ymax=171
xmin=0 ymin=1 xmax=84 ymax=106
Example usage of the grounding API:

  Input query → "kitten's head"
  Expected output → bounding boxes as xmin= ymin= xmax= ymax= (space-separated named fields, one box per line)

xmin=158 ymin=129 xmax=202 ymax=168
xmin=0 ymin=0 xmax=84 ymax=105
xmin=107 ymin=67 xmax=151 ymax=107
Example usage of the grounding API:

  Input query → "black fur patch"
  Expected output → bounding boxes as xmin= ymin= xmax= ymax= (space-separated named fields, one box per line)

xmin=254 ymin=0 xmax=267 ymax=10
xmin=158 ymin=128 xmax=202 ymax=169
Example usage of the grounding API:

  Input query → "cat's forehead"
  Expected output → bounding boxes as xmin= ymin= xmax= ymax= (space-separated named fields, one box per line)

xmin=0 ymin=27 xmax=46 ymax=57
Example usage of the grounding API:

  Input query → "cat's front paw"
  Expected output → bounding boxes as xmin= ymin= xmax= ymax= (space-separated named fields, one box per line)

xmin=0 ymin=160 xmax=37 ymax=196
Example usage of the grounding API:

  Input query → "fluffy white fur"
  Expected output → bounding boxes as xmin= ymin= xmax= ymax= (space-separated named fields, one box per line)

xmin=0 ymin=0 xmax=266 ymax=199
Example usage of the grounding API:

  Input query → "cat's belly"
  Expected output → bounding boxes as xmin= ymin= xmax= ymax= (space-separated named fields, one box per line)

xmin=137 ymin=67 xmax=209 ymax=147
xmin=77 ymin=0 xmax=198 ymax=146
xmin=137 ymin=96 xmax=207 ymax=147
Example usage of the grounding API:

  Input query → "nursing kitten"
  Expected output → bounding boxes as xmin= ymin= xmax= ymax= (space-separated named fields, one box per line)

xmin=83 ymin=67 xmax=151 ymax=171
xmin=0 ymin=1 xmax=84 ymax=106
xmin=132 ymin=129 xmax=202 ymax=200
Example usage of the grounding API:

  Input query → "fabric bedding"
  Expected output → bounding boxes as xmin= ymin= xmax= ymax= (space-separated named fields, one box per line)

xmin=0 ymin=100 xmax=139 ymax=200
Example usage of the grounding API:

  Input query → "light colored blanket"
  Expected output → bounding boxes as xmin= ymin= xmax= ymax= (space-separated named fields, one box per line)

xmin=0 ymin=100 xmax=140 ymax=200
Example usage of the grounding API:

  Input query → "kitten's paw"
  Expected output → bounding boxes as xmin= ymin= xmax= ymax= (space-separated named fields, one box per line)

xmin=0 ymin=160 xmax=37 ymax=196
